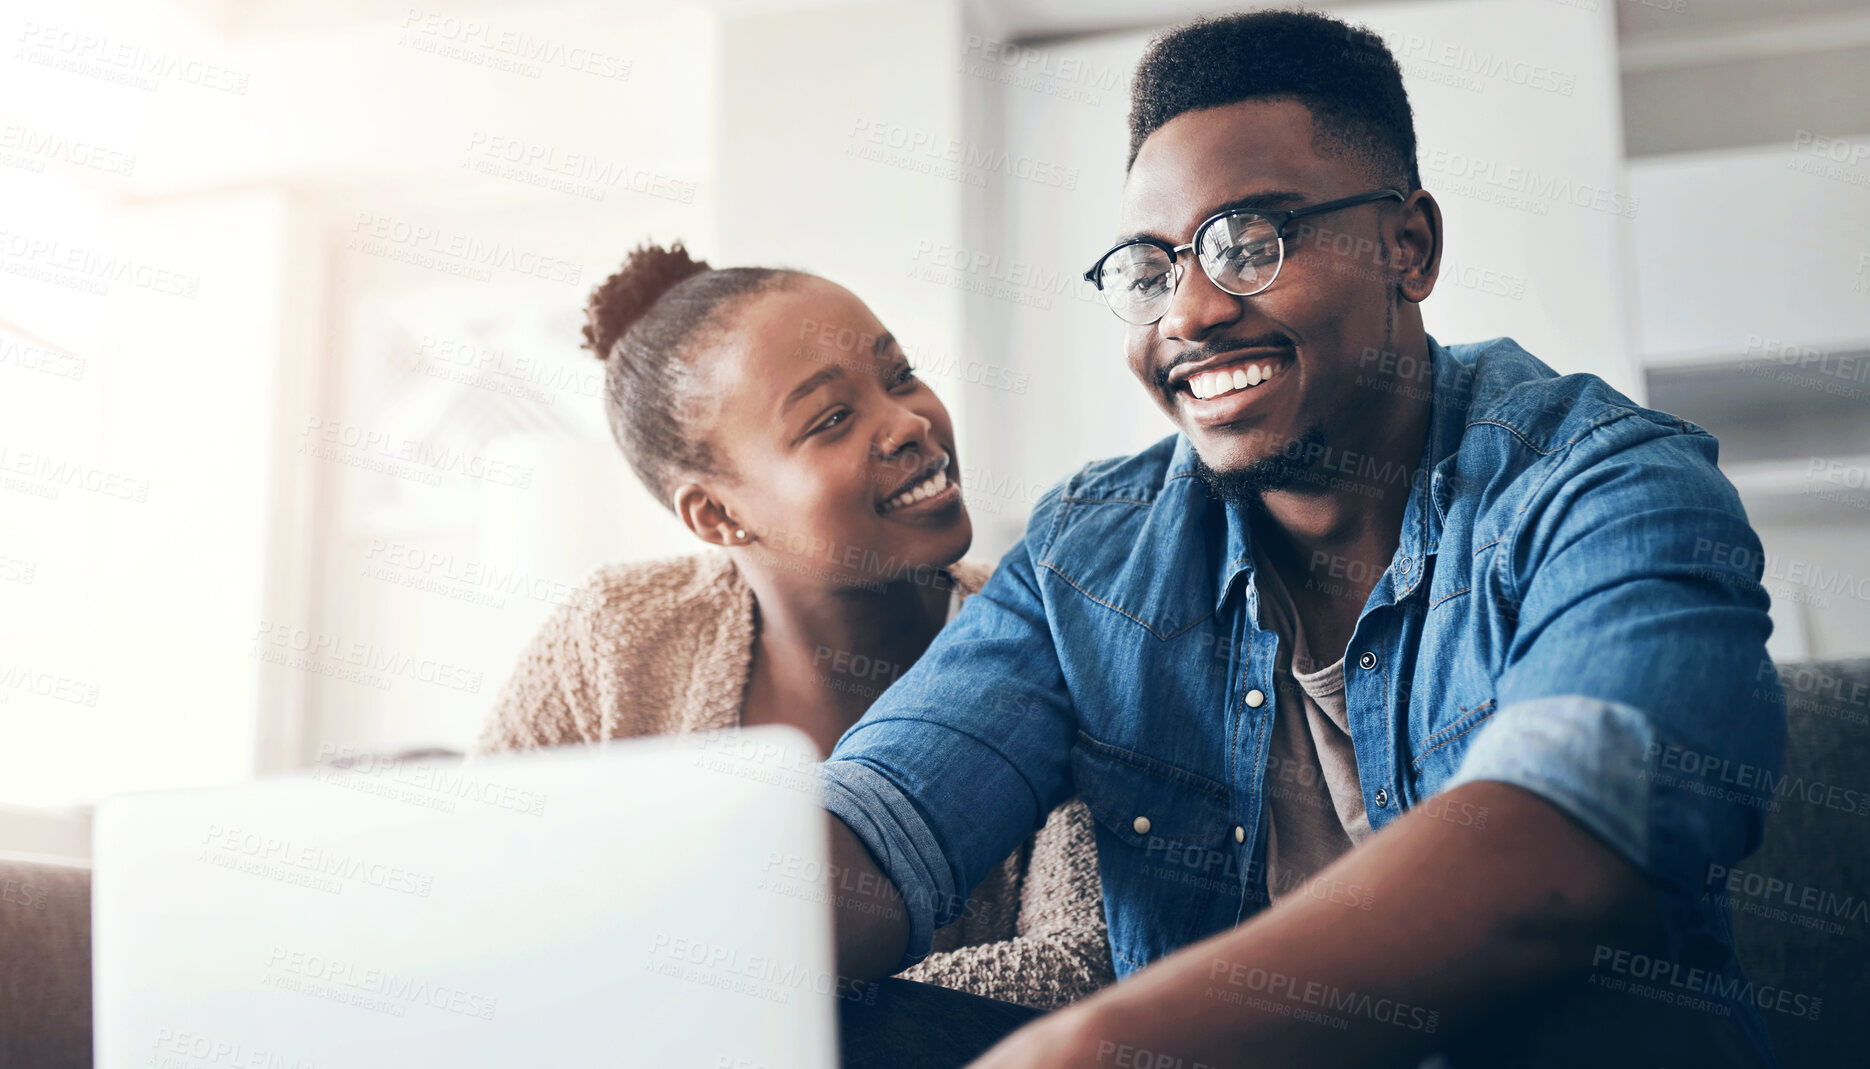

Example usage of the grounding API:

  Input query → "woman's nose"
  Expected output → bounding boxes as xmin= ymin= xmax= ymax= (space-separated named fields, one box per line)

xmin=875 ymin=405 xmax=932 ymax=460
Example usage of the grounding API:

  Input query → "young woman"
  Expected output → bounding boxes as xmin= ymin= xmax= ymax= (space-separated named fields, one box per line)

xmin=474 ymin=243 xmax=1112 ymax=1009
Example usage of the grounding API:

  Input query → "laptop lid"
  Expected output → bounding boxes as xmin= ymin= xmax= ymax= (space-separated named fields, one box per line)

xmin=94 ymin=726 xmax=839 ymax=1068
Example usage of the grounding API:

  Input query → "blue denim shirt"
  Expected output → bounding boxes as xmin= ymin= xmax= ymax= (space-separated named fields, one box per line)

xmin=820 ymin=335 xmax=1786 ymax=1065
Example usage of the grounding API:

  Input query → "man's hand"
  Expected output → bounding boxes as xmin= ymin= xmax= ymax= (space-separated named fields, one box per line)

xmin=964 ymin=1001 xmax=1103 ymax=1069
xmin=968 ymin=781 xmax=1664 ymax=1068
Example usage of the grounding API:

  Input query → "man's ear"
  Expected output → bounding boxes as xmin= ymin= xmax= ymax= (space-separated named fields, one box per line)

xmin=672 ymin=481 xmax=750 ymax=548
xmin=1393 ymin=189 xmax=1443 ymax=305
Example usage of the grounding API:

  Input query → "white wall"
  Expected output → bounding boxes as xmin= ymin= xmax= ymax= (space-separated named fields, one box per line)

xmin=284 ymin=5 xmax=718 ymax=761
xmin=714 ymin=0 xmax=975 ymax=462
xmin=0 ymin=0 xmax=719 ymax=811
xmin=0 ymin=188 xmax=287 ymax=806
xmin=1631 ymin=141 xmax=1870 ymax=365
xmin=1628 ymin=136 xmax=1870 ymax=660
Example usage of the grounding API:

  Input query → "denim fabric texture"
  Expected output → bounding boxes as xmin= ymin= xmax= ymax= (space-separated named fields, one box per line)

xmin=820 ymin=335 xmax=1788 ymax=1067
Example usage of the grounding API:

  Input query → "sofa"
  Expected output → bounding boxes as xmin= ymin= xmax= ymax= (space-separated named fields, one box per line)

xmin=0 ymin=856 xmax=89 ymax=1068
xmin=4 ymin=659 xmax=1866 ymax=1068
xmin=1723 ymin=658 xmax=1870 ymax=1067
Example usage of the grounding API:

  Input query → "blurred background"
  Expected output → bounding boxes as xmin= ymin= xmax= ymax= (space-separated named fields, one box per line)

xmin=3 ymin=0 xmax=1867 ymax=855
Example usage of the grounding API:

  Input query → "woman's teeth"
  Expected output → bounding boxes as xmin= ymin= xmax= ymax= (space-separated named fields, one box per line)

xmin=1187 ymin=360 xmax=1282 ymax=400
xmin=880 ymin=466 xmax=949 ymax=512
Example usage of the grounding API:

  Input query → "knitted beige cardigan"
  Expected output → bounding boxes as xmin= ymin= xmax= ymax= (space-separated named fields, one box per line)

xmin=472 ymin=551 xmax=1114 ymax=1010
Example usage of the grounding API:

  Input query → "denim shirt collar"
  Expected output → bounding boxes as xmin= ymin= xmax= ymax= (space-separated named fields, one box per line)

xmin=1183 ymin=334 xmax=1473 ymax=617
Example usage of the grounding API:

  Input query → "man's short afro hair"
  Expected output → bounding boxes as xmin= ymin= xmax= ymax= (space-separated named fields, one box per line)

xmin=1127 ymin=8 xmax=1421 ymax=193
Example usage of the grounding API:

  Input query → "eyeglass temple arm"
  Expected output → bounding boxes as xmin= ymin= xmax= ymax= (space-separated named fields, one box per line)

xmin=1273 ymin=188 xmax=1408 ymax=231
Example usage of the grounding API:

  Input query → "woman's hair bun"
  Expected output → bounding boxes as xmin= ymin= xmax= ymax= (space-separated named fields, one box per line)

xmin=581 ymin=242 xmax=711 ymax=360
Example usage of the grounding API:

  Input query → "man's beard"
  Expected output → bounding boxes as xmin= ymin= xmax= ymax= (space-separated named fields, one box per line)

xmin=1191 ymin=422 xmax=1328 ymax=505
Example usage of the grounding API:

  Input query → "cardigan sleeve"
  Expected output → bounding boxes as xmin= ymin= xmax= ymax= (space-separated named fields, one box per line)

xmin=470 ymin=594 xmax=603 ymax=756
xmin=894 ymin=798 xmax=1114 ymax=1010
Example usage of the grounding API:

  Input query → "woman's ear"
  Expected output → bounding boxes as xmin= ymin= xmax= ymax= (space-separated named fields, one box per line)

xmin=672 ymin=482 xmax=752 ymax=547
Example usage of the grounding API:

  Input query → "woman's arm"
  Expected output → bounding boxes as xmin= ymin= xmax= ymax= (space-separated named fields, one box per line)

xmin=898 ymin=799 xmax=1114 ymax=1010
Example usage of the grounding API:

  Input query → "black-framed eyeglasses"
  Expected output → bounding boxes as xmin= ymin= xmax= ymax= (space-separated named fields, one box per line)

xmin=1082 ymin=188 xmax=1407 ymax=325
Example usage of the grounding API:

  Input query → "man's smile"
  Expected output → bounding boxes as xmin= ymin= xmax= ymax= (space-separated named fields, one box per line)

xmin=1167 ymin=347 xmax=1295 ymax=426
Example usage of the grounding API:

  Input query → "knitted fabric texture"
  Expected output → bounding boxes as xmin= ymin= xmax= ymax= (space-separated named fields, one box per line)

xmin=473 ymin=550 xmax=1113 ymax=1010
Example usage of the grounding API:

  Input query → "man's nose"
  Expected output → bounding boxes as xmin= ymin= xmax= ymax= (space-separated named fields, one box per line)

xmin=1156 ymin=260 xmax=1242 ymax=342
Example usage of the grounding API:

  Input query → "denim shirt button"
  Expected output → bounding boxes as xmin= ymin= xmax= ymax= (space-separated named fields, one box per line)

xmin=1245 ymin=688 xmax=1266 ymax=708
xmin=1374 ymin=787 xmax=1390 ymax=808
xmin=1133 ymin=815 xmax=1151 ymax=835
xmin=1358 ymin=651 xmax=1379 ymax=671
xmin=1234 ymin=825 xmax=1246 ymax=843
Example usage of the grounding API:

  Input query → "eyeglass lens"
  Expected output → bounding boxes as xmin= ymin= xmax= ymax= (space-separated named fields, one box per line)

xmin=1096 ymin=212 xmax=1283 ymax=323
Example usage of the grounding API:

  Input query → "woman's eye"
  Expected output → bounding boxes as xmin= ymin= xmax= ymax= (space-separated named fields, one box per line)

xmin=890 ymin=363 xmax=919 ymax=388
xmin=810 ymin=409 xmax=850 ymax=435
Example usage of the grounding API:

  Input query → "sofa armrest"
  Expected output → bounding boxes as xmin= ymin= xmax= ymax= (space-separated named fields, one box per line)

xmin=1 ymin=855 xmax=92 ymax=1069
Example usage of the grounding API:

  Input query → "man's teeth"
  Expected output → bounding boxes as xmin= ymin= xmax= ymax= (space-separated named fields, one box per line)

xmin=1187 ymin=361 xmax=1282 ymax=400
xmin=881 ymin=467 xmax=950 ymax=512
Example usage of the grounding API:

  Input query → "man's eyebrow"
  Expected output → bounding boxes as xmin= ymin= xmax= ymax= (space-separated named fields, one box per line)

xmin=1115 ymin=190 xmax=1313 ymax=245
xmin=781 ymin=365 xmax=843 ymax=415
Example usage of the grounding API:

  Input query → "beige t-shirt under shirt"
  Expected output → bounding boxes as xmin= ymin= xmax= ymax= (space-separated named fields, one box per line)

xmin=1252 ymin=545 xmax=1373 ymax=903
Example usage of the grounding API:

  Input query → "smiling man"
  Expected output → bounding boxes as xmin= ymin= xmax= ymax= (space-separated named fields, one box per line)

xmin=817 ymin=11 xmax=1786 ymax=1068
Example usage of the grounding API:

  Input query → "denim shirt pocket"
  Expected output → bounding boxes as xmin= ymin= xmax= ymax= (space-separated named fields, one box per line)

xmin=1409 ymin=696 xmax=1499 ymax=789
xmin=1070 ymin=731 xmax=1240 ymax=971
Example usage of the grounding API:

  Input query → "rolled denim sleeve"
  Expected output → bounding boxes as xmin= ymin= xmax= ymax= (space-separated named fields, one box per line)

xmin=1443 ymin=422 xmax=1787 ymax=895
xmin=819 ymin=483 xmax=1080 ymax=972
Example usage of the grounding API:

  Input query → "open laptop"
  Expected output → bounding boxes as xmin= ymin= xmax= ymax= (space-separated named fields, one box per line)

xmin=93 ymin=726 xmax=839 ymax=1068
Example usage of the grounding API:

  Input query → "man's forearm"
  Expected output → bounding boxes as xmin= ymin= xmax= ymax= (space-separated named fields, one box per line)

xmin=1045 ymin=781 xmax=1663 ymax=1068
xmin=827 ymin=816 xmax=912 ymax=981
